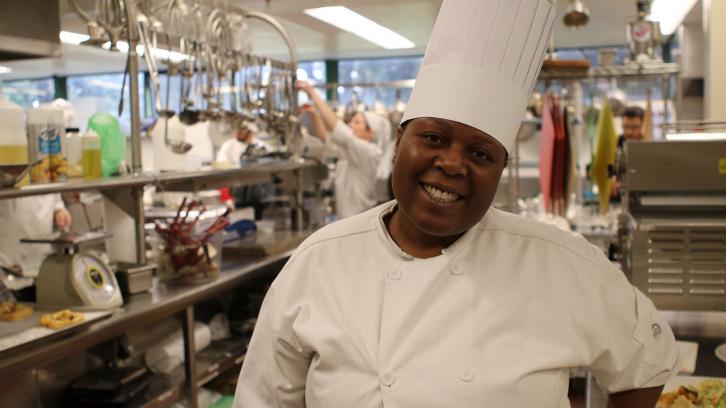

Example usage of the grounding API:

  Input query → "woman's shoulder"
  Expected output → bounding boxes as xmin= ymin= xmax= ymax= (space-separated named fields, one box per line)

xmin=289 ymin=204 xmax=386 ymax=262
xmin=481 ymin=208 xmax=603 ymax=265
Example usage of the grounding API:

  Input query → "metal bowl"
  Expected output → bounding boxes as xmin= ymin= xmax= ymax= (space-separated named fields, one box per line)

xmin=0 ymin=164 xmax=31 ymax=188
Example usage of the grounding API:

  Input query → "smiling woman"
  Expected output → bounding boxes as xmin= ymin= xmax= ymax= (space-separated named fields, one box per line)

xmin=387 ymin=118 xmax=507 ymax=257
xmin=233 ymin=1 xmax=679 ymax=407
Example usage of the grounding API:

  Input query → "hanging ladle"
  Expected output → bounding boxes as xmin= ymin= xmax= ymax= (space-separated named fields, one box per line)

xmin=162 ymin=33 xmax=192 ymax=154
xmin=137 ymin=16 xmax=174 ymax=119
xmin=178 ymin=38 xmax=200 ymax=126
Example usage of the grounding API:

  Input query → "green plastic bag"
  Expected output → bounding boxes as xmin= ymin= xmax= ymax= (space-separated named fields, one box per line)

xmin=208 ymin=396 xmax=234 ymax=408
xmin=88 ymin=113 xmax=126 ymax=177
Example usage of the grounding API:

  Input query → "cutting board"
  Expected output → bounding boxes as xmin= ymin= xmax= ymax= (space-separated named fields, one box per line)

xmin=539 ymin=96 xmax=556 ymax=213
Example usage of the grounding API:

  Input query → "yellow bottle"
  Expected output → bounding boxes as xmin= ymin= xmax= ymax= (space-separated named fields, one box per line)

xmin=0 ymin=98 xmax=29 ymax=187
xmin=82 ymin=130 xmax=102 ymax=180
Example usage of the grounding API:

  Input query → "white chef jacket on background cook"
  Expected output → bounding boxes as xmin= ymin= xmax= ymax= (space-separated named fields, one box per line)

xmin=234 ymin=202 xmax=679 ymax=407
xmin=327 ymin=118 xmax=382 ymax=219
xmin=0 ymin=194 xmax=64 ymax=275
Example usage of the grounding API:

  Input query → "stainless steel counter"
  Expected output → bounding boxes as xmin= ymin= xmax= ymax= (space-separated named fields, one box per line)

xmin=0 ymin=252 xmax=291 ymax=383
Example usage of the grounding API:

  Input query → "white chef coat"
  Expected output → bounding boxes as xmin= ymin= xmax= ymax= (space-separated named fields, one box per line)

xmin=328 ymin=120 xmax=382 ymax=219
xmin=216 ymin=138 xmax=250 ymax=166
xmin=0 ymin=194 xmax=64 ymax=275
xmin=234 ymin=201 xmax=679 ymax=407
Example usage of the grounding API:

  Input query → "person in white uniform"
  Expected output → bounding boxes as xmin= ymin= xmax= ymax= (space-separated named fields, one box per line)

xmin=0 ymin=195 xmax=71 ymax=287
xmin=234 ymin=1 xmax=679 ymax=407
xmin=297 ymin=81 xmax=384 ymax=219
xmin=216 ymin=121 xmax=264 ymax=166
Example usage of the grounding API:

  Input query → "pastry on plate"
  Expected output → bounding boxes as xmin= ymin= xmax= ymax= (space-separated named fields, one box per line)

xmin=39 ymin=309 xmax=84 ymax=329
xmin=0 ymin=302 xmax=33 ymax=321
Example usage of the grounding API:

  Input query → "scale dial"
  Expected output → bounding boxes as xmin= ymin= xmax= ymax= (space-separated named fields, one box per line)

xmin=69 ymin=252 xmax=121 ymax=308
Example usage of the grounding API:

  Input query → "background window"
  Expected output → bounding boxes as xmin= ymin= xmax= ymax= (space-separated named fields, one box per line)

xmin=0 ymin=78 xmax=55 ymax=108
xmin=336 ymin=56 xmax=422 ymax=109
xmin=67 ymin=73 xmax=147 ymax=134
xmin=296 ymin=60 xmax=326 ymax=104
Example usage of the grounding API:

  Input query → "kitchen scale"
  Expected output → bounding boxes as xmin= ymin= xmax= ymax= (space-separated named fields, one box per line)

xmin=21 ymin=231 xmax=122 ymax=310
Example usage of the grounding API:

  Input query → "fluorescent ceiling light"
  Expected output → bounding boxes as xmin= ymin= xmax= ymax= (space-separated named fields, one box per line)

xmin=304 ymin=6 xmax=414 ymax=50
xmin=665 ymin=132 xmax=726 ymax=141
xmin=651 ymin=0 xmax=699 ymax=35
xmin=0 ymin=66 xmax=11 ymax=74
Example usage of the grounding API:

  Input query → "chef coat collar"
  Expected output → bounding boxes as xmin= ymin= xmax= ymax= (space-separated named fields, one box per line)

xmin=375 ymin=200 xmax=487 ymax=262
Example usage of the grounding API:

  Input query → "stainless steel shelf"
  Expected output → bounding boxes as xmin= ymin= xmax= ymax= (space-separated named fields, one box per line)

xmin=0 ymin=252 xmax=291 ymax=382
xmin=0 ymin=174 xmax=154 ymax=199
xmin=539 ymin=62 xmax=680 ymax=80
xmin=0 ymin=160 xmax=321 ymax=200
xmin=156 ymin=160 xmax=320 ymax=192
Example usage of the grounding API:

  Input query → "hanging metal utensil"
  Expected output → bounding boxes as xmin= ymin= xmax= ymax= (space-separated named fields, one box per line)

xmin=137 ymin=15 xmax=171 ymax=118
xmin=178 ymin=0 xmax=205 ymax=125
xmin=179 ymin=40 xmax=200 ymax=125
xmin=95 ymin=0 xmax=127 ymax=50
xmin=162 ymin=38 xmax=192 ymax=154
xmin=177 ymin=37 xmax=187 ymax=118
xmin=564 ymin=0 xmax=590 ymax=29
xmin=68 ymin=0 xmax=127 ymax=49
xmin=117 ymin=52 xmax=130 ymax=117
xmin=201 ymin=44 xmax=220 ymax=121
xmin=224 ymin=51 xmax=240 ymax=126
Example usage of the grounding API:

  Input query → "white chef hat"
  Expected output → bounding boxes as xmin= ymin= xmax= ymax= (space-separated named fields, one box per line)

xmin=363 ymin=111 xmax=391 ymax=145
xmin=240 ymin=120 xmax=259 ymax=133
xmin=401 ymin=0 xmax=556 ymax=152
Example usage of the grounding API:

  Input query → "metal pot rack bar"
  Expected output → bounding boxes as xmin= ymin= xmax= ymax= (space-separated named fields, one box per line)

xmin=538 ymin=61 xmax=680 ymax=80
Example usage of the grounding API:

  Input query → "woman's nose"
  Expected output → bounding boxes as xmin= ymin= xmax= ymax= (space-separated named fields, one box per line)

xmin=434 ymin=148 xmax=467 ymax=177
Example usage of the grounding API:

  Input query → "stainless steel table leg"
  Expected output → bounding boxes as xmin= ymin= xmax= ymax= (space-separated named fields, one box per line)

xmin=182 ymin=306 xmax=198 ymax=408
xmin=585 ymin=372 xmax=608 ymax=408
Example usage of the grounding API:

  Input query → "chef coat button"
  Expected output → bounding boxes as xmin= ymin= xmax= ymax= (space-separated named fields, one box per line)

xmin=458 ymin=369 xmax=475 ymax=382
xmin=380 ymin=372 xmax=396 ymax=387
xmin=387 ymin=269 xmax=402 ymax=281
xmin=450 ymin=264 xmax=465 ymax=275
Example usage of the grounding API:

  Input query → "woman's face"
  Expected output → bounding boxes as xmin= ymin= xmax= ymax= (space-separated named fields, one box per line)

xmin=391 ymin=117 xmax=507 ymax=237
xmin=348 ymin=112 xmax=373 ymax=142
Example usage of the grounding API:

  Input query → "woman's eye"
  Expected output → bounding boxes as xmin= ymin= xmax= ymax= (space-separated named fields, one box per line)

xmin=422 ymin=133 xmax=443 ymax=144
xmin=471 ymin=150 xmax=491 ymax=162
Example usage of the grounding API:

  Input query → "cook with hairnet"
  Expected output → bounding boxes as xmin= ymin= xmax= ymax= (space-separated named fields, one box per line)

xmin=297 ymin=82 xmax=386 ymax=219
xmin=234 ymin=1 xmax=678 ymax=407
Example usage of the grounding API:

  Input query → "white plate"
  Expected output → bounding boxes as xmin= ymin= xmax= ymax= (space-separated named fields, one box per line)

xmin=677 ymin=341 xmax=699 ymax=375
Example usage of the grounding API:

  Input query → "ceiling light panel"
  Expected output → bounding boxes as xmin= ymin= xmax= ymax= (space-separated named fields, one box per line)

xmin=651 ymin=0 xmax=699 ymax=35
xmin=304 ymin=6 xmax=414 ymax=50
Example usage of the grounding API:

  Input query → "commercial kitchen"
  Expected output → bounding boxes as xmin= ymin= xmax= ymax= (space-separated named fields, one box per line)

xmin=0 ymin=0 xmax=724 ymax=407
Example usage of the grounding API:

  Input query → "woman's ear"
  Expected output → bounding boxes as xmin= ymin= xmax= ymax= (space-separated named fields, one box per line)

xmin=393 ymin=126 xmax=405 ymax=163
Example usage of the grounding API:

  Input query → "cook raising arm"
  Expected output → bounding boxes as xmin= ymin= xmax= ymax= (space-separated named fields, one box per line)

xmin=295 ymin=80 xmax=380 ymax=167
xmin=296 ymin=81 xmax=337 ymax=133
xmin=296 ymin=80 xmax=383 ymax=219
xmin=300 ymin=103 xmax=329 ymax=143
